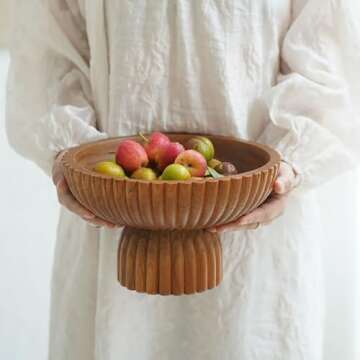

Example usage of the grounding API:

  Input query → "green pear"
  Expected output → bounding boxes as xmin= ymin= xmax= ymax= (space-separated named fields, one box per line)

xmin=131 ymin=167 xmax=157 ymax=180
xmin=161 ymin=164 xmax=191 ymax=181
xmin=186 ymin=136 xmax=215 ymax=161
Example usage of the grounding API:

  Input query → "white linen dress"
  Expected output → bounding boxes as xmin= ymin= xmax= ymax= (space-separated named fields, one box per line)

xmin=6 ymin=0 xmax=360 ymax=359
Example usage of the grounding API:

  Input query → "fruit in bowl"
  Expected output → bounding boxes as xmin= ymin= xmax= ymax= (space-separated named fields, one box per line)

xmin=116 ymin=140 xmax=149 ymax=173
xmin=94 ymin=131 xmax=240 ymax=181
xmin=156 ymin=141 xmax=185 ymax=171
xmin=208 ymin=158 xmax=222 ymax=169
xmin=186 ymin=135 xmax=215 ymax=161
xmin=131 ymin=167 xmax=157 ymax=180
xmin=214 ymin=161 xmax=238 ymax=176
xmin=77 ymin=132 xmax=281 ymax=230
xmin=160 ymin=163 xmax=191 ymax=180
xmin=141 ymin=131 xmax=170 ymax=161
xmin=94 ymin=161 xmax=126 ymax=178
xmin=174 ymin=150 xmax=207 ymax=177
xmin=62 ymin=133 xmax=281 ymax=296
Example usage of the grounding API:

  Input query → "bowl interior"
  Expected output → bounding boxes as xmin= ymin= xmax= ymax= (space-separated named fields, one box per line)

xmin=72 ymin=134 xmax=271 ymax=174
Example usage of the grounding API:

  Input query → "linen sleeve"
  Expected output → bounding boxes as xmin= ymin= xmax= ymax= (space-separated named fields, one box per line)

xmin=5 ymin=0 xmax=108 ymax=177
xmin=257 ymin=0 xmax=360 ymax=191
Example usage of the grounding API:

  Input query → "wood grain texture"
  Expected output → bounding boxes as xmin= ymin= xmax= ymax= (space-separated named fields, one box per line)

xmin=62 ymin=133 xmax=281 ymax=295
xmin=61 ymin=134 xmax=280 ymax=230
xmin=118 ymin=228 xmax=222 ymax=295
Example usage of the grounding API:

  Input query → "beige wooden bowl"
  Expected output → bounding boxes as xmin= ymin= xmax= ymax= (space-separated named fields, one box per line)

xmin=61 ymin=133 xmax=280 ymax=295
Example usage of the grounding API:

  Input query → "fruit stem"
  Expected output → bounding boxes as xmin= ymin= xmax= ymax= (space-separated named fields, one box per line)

xmin=139 ymin=132 xmax=149 ymax=143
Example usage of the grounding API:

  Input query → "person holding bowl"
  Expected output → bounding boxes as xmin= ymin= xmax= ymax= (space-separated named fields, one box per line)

xmin=6 ymin=1 xmax=360 ymax=359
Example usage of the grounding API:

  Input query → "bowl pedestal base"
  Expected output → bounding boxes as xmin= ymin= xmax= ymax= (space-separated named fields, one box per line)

xmin=118 ymin=228 xmax=222 ymax=295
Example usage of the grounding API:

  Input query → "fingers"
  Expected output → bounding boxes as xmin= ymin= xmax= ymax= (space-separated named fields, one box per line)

xmin=86 ymin=218 xmax=120 ymax=229
xmin=208 ymin=222 xmax=259 ymax=234
xmin=207 ymin=162 xmax=295 ymax=235
xmin=56 ymin=177 xmax=118 ymax=229
xmin=53 ymin=152 xmax=119 ymax=229
xmin=273 ymin=161 xmax=296 ymax=195
xmin=238 ymin=194 xmax=287 ymax=225
xmin=52 ymin=163 xmax=64 ymax=187
xmin=52 ymin=150 xmax=67 ymax=186
xmin=208 ymin=193 xmax=287 ymax=234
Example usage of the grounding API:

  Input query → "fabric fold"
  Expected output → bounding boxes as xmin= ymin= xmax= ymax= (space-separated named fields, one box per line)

xmin=257 ymin=0 xmax=360 ymax=191
xmin=5 ymin=0 xmax=107 ymax=177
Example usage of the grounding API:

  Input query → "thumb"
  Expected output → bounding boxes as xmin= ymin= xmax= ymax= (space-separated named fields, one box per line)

xmin=273 ymin=162 xmax=296 ymax=195
xmin=52 ymin=151 xmax=67 ymax=186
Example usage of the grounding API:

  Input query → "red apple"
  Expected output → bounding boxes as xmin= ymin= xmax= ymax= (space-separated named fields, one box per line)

xmin=175 ymin=150 xmax=207 ymax=177
xmin=156 ymin=142 xmax=185 ymax=171
xmin=116 ymin=140 xmax=149 ymax=173
xmin=142 ymin=132 xmax=170 ymax=161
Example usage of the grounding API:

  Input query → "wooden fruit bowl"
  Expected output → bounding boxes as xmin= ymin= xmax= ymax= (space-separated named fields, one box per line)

xmin=61 ymin=133 xmax=280 ymax=295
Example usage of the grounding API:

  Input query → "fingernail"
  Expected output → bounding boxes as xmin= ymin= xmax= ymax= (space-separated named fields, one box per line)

xmin=207 ymin=228 xmax=217 ymax=233
xmin=84 ymin=214 xmax=95 ymax=220
xmin=275 ymin=180 xmax=284 ymax=192
xmin=89 ymin=223 xmax=100 ymax=228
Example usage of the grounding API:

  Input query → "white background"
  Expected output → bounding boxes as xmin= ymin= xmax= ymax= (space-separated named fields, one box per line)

xmin=0 ymin=50 xmax=59 ymax=359
xmin=0 ymin=4 xmax=59 ymax=357
xmin=0 ymin=2 xmax=359 ymax=359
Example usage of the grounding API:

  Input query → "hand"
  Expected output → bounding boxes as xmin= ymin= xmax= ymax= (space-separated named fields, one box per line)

xmin=52 ymin=150 xmax=119 ymax=229
xmin=208 ymin=161 xmax=297 ymax=234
